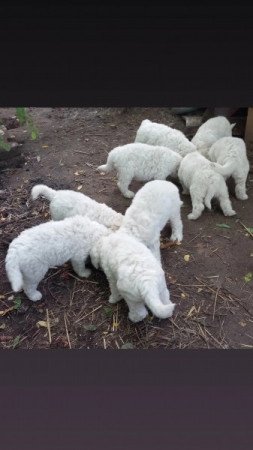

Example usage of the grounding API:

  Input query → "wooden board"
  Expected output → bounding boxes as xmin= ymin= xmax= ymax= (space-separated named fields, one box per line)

xmin=245 ymin=107 xmax=253 ymax=149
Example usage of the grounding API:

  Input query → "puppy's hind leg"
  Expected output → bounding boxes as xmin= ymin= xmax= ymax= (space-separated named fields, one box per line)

xmin=181 ymin=181 xmax=189 ymax=195
xmin=214 ymin=178 xmax=236 ymax=216
xmin=126 ymin=299 xmax=149 ymax=323
xmin=107 ymin=275 xmax=122 ymax=304
xmin=117 ymin=279 xmax=148 ymax=322
xmin=170 ymin=210 xmax=183 ymax=242
xmin=23 ymin=278 xmax=42 ymax=302
xmin=188 ymin=186 xmax=205 ymax=220
xmin=117 ymin=170 xmax=135 ymax=198
xmin=234 ymin=174 xmax=248 ymax=200
xmin=159 ymin=277 xmax=172 ymax=306
xmin=217 ymin=191 xmax=236 ymax=217
xmin=71 ymin=257 xmax=91 ymax=278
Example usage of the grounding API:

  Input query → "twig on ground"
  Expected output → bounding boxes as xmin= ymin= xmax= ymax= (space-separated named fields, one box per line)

xmin=64 ymin=313 xmax=72 ymax=349
xmin=46 ymin=309 xmax=52 ymax=344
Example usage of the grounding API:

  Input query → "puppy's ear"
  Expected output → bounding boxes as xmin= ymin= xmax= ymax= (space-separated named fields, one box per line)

xmin=231 ymin=123 xmax=236 ymax=130
xmin=180 ymin=200 xmax=184 ymax=206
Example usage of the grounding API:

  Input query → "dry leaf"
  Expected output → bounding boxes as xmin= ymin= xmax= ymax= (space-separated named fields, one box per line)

xmin=181 ymin=293 xmax=186 ymax=299
xmin=42 ymin=145 xmax=48 ymax=148
xmin=197 ymin=288 xmax=203 ymax=293
xmin=244 ymin=272 xmax=253 ymax=283
xmin=160 ymin=238 xmax=182 ymax=249
xmin=187 ymin=306 xmax=197 ymax=317
xmin=37 ymin=320 xmax=48 ymax=328
xmin=0 ymin=323 xmax=6 ymax=330
xmin=184 ymin=254 xmax=190 ymax=262
xmin=0 ymin=306 xmax=15 ymax=317
xmin=239 ymin=321 xmax=247 ymax=327
xmin=77 ymin=185 xmax=83 ymax=191
xmin=74 ymin=171 xmax=79 ymax=176
xmin=37 ymin=318 xmax=59 ymax=329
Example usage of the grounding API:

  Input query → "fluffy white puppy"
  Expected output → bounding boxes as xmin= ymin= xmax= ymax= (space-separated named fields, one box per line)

xmin=97 ymin=143 xmax=182 ymax=198
xmin=31 ymin=184 xmax=123 ymax=230
xmin=192 ymin=116 xmax=235 ymax=157
xmin=5 ymin=216 xmax=110 ymax=302
xmin=90 ymin=230 xmax=175 ymax=323
xmin=135 ymin=119 xmax=196 ymax=156
xmin=208 ymin=137 xmax=250 ymax=200
xmin=178 ymin=152 xmax=236 ymax=220
xmin=120 ymin=180 xmax=183 ymax=262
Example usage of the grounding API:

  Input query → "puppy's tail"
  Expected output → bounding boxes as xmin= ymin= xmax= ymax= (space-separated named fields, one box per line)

xmin=204 ymin=182 xmax=217 ymax=210
xmin=31 ymin=184 xmax=57 ymax=202
xmin=211 ymin=161 xmax=235 ymax=178
xmin=143 ymin=282 xmax=175 ymax=319
xmin=5 ymin=247 xmax=23 ymax=292
xmin=97 ymin=152 xmax=115 ymax=173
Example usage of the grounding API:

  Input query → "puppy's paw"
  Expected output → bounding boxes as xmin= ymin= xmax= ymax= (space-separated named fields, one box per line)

xmin=170 ymin=233 xmax=183 ymax=242
xmin=187 ymin=213 xmax=198 ymax=220
xmin=128 ymin=309 xmax=148 ymax=323
xmin=224 ymin=209 xmax=236 ymax=216
xmin=236 ymin=193 xmax=248 ymax=201
xmin=124 ymin=191 xmax=135 ymax=199
xmin=108 ymin=294 xmax=121 ymax=304
xmin=77 ymin=268 xmax=92 ymax=278
xmin=30 ymin=291 xmax=42 ymax=302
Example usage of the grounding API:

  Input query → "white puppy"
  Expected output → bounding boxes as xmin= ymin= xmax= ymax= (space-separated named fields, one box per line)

xmin=31 ymin=184 xmax=123 ymax=230
xmin=97 ymin=143 xmax=182 ymax=198
xmin=135 ymin=119 xmax=196 ymax=156
xmin=120 ymin=180 xmax=183 ymax=262
xmin=90 ymin=230 xmax=175 ymax=323
xmin=5 ymin=216 xmax=110 ymax=301
xmin=178 ymin=152 xmax=236 ymax=220
xmin=208 ymin=137 xmax=250 ymax=200
xmin=192 ymin=116 xmax=235 ymax=157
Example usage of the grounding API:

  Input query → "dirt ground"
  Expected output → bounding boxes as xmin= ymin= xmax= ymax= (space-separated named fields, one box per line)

xmin=0 ymin=107 xmax=252 ymax=349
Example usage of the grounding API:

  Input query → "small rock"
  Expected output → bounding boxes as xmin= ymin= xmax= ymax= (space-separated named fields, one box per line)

xmin=121 ymin=342 xmax=135 ymax=349
xmin=83 ymin=324 xmax=97 ymax=332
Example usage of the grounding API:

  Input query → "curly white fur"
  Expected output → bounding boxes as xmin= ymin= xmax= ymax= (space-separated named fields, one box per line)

xmin=135 ymin=119 xmax=196 ymax=156
xmin=120 ymin=180 xmax=183 ymax=262
xmin=178 ymin=152 xmax=236 ymax=220
xmin=31 ymin=184 xmax=123 ymax=230
xmin=192 ymin=116 xmax=235 ymax=157
xmin=97 ymin=143 xmax=182 ymax=198
xmin=5 ymin=216 xmax=110 ymax=301
xmin=90 ymin=230 xmax=175 ymax=323
xmin=208 ymin=137 xmax=250 ymax=200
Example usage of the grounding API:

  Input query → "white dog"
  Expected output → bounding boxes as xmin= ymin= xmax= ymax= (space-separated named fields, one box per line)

xmin=5 ymin=216 xmax=110 ymax=301
xmin=97 ymin=143 xmax=182 ymax=198
xmin=208 ymin=137 xmax=250 ymax=200
xmin=120 ymin=180 xmax=183 ymax=262
xmin=192 ymin=116 xmax=235 ymax=157
xmin=178 ymin=152 xmax=236 ymax=220
xmin=90 ymin=230 xmax=175 ymax=323
xmin=135 ymin=119 xmax=196 ymax=156
xmin=31 ymin=184 xmax=123 ymax=230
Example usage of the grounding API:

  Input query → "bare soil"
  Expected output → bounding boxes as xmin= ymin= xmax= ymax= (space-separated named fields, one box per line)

xmin=0 ymin=107 xmax=252 ymax=349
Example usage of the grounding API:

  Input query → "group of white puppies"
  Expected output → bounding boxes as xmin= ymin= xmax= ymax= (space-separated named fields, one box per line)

xmin=98 ymin=116 xmax=249 ymax=220
xmin=5 ymin=115 xmax=250 ymax=324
